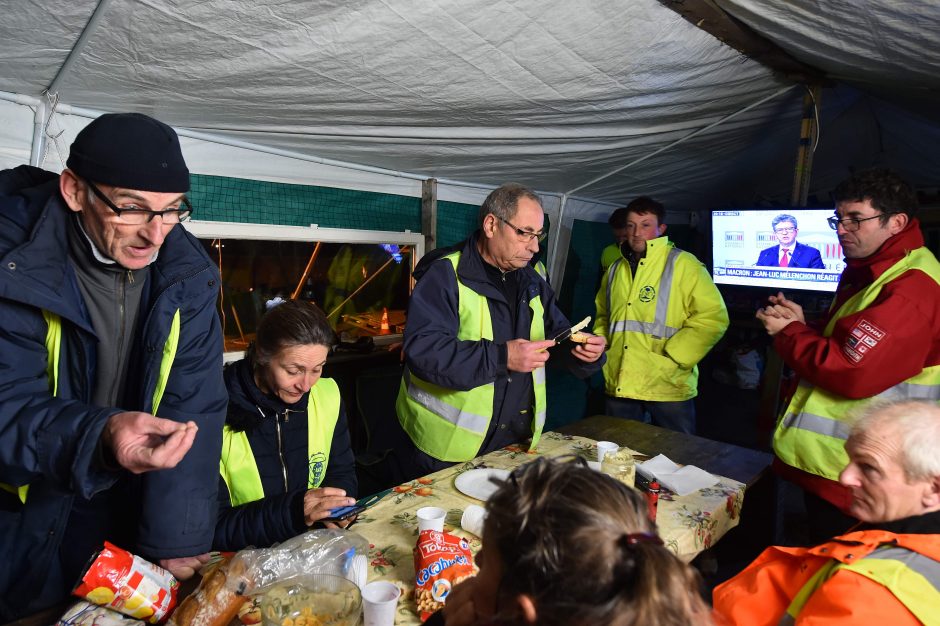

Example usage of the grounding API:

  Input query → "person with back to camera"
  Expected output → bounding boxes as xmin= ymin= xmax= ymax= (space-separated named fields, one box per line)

xmin=423 ymin=456 xmax=712 ymax=626
xmin=214 ymin=299 xmax=358 ymax=550
xmin=0 ymin=112 xmax=227 ymax=619
xmin=755 ymin=214 xmax=825 ymax=269
xmin=756 ymin=168 xmax=940 ymax=542
xmin=713 ymin=400 xmax=940 ymax=625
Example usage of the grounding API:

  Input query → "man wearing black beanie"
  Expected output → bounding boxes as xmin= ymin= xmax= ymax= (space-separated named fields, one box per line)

xmin=0 ymin=112 xmax=227 ymax=620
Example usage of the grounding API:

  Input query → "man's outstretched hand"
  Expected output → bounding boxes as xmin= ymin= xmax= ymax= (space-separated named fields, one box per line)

xmin=102 ymin=412 xmax=198 ymax=474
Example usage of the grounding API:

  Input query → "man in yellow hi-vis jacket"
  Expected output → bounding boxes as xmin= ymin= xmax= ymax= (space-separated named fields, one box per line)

xmin=594 ymin=196 xmax=728 ymax=434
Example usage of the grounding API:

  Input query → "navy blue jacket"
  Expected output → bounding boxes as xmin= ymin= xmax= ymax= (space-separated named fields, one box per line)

xmin=755 ymin=242 xmax=825 ymax=269
xmin=0 ymin=166 xmax=227 ymax=619
xmin=403 ymin=232 xmax=604 ymax=456
xmin=214 ymin=359 xmax=357 ymax=551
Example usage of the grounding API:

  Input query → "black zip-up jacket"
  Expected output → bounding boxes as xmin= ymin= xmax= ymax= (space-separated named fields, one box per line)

xmin=213 ymin=359 xmax=357 ymax=550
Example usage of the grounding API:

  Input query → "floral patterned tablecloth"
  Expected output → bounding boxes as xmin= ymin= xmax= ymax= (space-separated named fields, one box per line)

xmin=351 ymin=432 xmax=745 ymax=625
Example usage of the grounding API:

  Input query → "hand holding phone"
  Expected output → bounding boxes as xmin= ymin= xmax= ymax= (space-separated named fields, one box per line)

xmin=320 ymin=491 xmax=387 ymax=523
xmin=303 ymin=487 xmax=355 ymax=526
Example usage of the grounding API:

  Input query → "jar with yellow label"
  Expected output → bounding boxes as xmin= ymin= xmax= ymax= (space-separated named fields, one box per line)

xmin=601 ymin=448 xmax=635 ymax=488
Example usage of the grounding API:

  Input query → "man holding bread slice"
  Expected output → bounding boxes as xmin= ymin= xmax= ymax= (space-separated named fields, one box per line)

xmin=394 ymin=183 xmax=606 ymax=480
xmin=594 ymin=196 xmax=728 ymax=434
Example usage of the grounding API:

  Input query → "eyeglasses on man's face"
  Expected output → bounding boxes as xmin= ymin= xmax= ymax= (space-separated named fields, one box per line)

xmin=827 ymin=214 xmax=884 ymax=232
xmin=495 ymin=214 xmax=547 ymax=243
xmin=774 ymin=227 xmax=796 ymax=234
xmin=85 ymin=179 xmax=193 ymax=225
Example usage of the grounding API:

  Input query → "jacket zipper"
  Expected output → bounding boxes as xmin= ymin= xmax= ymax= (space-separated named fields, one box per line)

xmin=275 ymin=410 xmax=288 ymax=491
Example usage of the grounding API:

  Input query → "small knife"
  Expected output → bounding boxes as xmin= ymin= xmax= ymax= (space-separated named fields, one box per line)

xmin=552 ymin=315 xmax=592 ymax=344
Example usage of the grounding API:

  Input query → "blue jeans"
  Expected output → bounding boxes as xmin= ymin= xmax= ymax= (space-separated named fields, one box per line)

xmin=604 ymin=396 xmax=696 ymax=434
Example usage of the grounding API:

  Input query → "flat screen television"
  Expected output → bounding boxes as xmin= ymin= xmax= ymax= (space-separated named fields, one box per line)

xmin=711 ymin=209 xmax=844 ymax=293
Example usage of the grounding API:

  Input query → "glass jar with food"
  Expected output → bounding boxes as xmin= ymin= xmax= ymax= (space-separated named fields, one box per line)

xmin=601 ymin=447 xmax=636 ymax=488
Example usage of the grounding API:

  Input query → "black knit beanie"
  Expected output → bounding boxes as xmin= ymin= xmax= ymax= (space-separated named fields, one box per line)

xmin=66 ymin=112 xmax=190 ymax=192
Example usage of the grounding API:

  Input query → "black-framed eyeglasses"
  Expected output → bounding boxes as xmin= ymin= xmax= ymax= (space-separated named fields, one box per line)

xmin=85 ymin=179 xmax=192 ymax=225
xmin=827 ymin=214 xmax=883 ymax=232
xmin=495 ymin=215 xmax=547 ymax=243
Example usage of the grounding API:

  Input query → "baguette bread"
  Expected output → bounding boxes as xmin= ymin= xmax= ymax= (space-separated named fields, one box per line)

xmin=570 ymin=332 xmax=590 ymax=344
xmin=168 ymin=557 xmax=248 ymax=626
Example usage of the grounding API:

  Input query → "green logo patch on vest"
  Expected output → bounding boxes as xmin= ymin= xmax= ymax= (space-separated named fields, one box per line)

xmin=639 ymin=285 xmax=656 ymax=302
xmin=309 ymin=452 xmax=327 ymax=487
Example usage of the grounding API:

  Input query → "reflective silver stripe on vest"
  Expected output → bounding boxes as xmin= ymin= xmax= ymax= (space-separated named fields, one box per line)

xmin=403 ymin=368 xmax=490 ymax=435
xmin=876 ymin=382 xmax=940 ymax=401
xmin=780 ymin=410 xmax=852 ymax=441
xmin=864 ymin=547 xmax=940 ymax=589
xmin=607 ymin=248 xmax=681 ymax=339
xmin=533 ymin=366 xmax=546 ymax=385
xmin=609 ymin=319 xmax=680 ymax=338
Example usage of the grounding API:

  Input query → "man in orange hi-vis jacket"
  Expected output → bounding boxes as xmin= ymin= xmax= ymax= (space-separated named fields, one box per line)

xmin=712 ymin=400 xmax=940 ymax=626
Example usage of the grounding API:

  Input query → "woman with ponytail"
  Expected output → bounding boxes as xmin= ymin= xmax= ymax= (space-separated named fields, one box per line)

xmin=428 ymin=456 xmax=711 ymax=626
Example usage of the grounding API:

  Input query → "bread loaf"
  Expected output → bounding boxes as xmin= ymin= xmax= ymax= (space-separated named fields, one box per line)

xmin=570 ymin=331 xmax=590 ymax=344
xmin=168 ymin=557 xmax=248 ymax=626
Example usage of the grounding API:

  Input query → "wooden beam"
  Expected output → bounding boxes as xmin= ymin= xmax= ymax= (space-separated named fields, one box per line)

xmin=657 ymin=0 xmax=828 ymax=84
xmin=421 ymin=178 xmax=438 ymax=252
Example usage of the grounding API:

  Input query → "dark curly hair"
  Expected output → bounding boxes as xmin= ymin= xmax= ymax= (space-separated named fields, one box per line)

xmin=483 ymin=457 xmax=711 ymax=626
xmin=833 ymin=168 xmax=918 ymax=225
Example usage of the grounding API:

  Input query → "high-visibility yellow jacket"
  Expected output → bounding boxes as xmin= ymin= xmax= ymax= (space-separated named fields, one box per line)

xmin=594 ymin=237 xmax=728 ymax=401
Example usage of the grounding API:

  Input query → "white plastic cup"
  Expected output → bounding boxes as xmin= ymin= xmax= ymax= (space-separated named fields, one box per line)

xmin=596 ymin=441 xmax=618 ymax=464
xmin=362 ymin=581 xmax=401 ymax=626
xmin=460 ymin=504 xmax=487 ymax=537
xmin=416 ymin=506 xmax=446 ymax=532
xmin=586 ymin=460 xmax=603 ymax=472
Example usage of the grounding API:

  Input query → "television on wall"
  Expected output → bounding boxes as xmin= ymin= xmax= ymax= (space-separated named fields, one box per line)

xmin=711 ymin=209 xmax=844 ymax=293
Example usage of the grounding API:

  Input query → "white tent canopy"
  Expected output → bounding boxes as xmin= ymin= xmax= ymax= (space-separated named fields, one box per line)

xmin=1 ymin=0 xmax=938 ymax=284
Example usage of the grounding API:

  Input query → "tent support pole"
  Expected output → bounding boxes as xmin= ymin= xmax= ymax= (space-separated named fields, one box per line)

xmin=29 ymin=98 xmax=48 ymax=167
xmin=422 ymin=178 xmax=438 ymax=252
xmin=564 ymin=84 xmax=796 ymax=197
xmin=549 ymin=193 xmax=569 ymax=290
xmin=790 ymin=84 xmax=821 ymax=206
xmin=47 ymin=0 xmax=116 ymax=96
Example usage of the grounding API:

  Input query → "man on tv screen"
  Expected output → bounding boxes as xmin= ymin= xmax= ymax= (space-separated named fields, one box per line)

xmin=755 ymin=213 xmax=825 ymax=268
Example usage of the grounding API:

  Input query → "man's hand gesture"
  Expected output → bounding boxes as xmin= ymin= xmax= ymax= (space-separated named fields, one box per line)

xmin=102 ymin=412 xmax=198 ymax=474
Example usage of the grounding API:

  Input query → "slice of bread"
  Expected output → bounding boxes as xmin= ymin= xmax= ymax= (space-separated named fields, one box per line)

xmin=570 ymin=331 xmax=590 ymax=344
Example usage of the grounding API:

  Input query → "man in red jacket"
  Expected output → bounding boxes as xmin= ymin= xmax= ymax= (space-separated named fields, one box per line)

xmin=712 ymin=400 xmax=940 ymax=625
xmin=756 ymin=168 xmax=940 ymax=541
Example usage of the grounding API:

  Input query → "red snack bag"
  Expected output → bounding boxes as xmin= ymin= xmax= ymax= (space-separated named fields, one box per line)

xmin=73 ymin=541 xmax=179 ymax=623
xmin=413 ymin=529 xmax=476 ymax=620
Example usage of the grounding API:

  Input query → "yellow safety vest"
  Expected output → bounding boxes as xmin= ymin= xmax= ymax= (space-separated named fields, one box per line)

xmin=774 ymin=247 xmax=940 ymax=481
xmin=397 ymin=252 xmax=547 ymax=462
xmin=533 ymin=260 xmax=548 ymax=282
xmin=781 ymin=545 xmax=940 ymax=625
xmin=219 ymin=377 xmax=341 ymax=507
xmin=1 ymin=309 xmax=181 ymax=504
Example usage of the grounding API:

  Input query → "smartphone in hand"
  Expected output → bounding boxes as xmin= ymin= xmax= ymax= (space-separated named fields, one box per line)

xmin=320 ymin=491 xmax=386 ymax=523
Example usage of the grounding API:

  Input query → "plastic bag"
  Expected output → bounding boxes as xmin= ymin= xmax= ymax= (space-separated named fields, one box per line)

xmin=238 ymin=529 xmax=370 ymax=596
